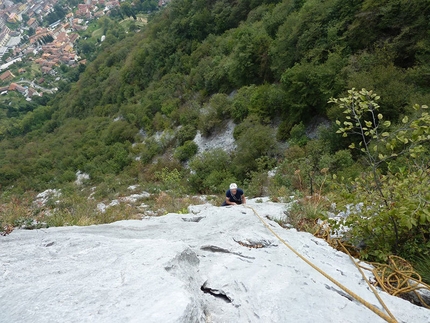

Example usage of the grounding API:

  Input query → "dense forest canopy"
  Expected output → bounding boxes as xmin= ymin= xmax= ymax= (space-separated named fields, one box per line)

xmin=0 ymin=0 xmax=429 ymax=188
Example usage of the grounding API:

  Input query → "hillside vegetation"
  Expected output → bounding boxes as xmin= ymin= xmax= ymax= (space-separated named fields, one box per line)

xmin=1 ymin=0 xmax=430 ymax=272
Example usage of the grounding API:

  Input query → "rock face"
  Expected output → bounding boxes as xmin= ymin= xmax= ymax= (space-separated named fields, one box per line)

xmin=1 ymin=199 xmax=429 ymax=323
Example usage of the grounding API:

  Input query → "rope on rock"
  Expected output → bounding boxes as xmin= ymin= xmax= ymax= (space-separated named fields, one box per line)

xmin=314 ymin=222 xmax=430 ymax=309
xmin=244 ymin=205 xmax=398 ymax=323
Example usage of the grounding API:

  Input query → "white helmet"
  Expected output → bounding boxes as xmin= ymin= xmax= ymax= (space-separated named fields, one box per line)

xmin=229 ymin=183 xmax=238 ymax=190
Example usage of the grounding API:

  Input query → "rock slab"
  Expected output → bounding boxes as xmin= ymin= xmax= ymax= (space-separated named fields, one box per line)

xmin=1 ymin=200 xmax=429 ymax=323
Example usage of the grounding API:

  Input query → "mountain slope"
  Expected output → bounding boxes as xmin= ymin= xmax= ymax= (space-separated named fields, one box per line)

xmin=1 ymin=0 xmax=430 ymax=191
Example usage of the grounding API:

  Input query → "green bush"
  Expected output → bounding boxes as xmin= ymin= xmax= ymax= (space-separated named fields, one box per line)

xmin=202 ymin=170 xmax=236 ymax=195
xmin=104 ymin=120 xmax=138 ymax=145
xmin=248 ymin=84 xmax=287 ymax=120
xmin=171 ymin=100 xmax=200 ymax=127
xmin=245 ymin=170 xmax=270 ymax=198
xmin=154 ymin=167 xmax=184 ymax=195
xmin=59 ymin=170 xmax=77 ymax=183
xmin=136 ymin=138 xmax=162 ymax=164
xmin=233 ymin=123 xmax=279 ymax=179
xmin=329 ymin=89 xmax=430 ymax=261
xmin=174 ymin=140 xmax=198 ymax=162
xmin=198 ymin=107 xmax=222 ymax=137
xmin=189 ymin=148 xmax=234 ymax=194
xmin=289 ymin=122 xmax=308 ymax=147
xmin=231 ymin=86 xmax=252 ymax=123
xmin=233 ymin=115 xmax=261 ymax=140
xmin=176 ymin=125 xmax=197 ymax=146
xmin=198 ymin=93 xmax=231 ymax=137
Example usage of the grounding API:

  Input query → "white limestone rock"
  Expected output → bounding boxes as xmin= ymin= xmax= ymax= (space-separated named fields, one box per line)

xmin=1 ymin=200 xmax=429 ymax=323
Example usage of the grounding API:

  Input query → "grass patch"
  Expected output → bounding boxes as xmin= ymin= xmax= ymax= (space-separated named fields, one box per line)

xmin=135 ymin=16 xmax=148 ymax=27
xmin=412 ymin=256 xmax=430 ymax=285
xmin=118 ymin=16 xmax=148 ymax=30
xmin=45 ymin=202 xmax=140 ymax=227
xmin=0 ymin=189 xmax=141 ymax=235
xmin=92 ymin=28 xmax=104 ymax=39
xmin=144 ymin=191 xmax=209 ymax=215
xmin=284 ymin=194 xmax=330 ymax=233
xmin=0 ymin=182 xmax=214 ymax=236
xmin=30 ymin=63 xmax=41 ymax=78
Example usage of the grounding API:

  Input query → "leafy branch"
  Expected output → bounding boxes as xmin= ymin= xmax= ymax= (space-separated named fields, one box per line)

xmin=329 ymin=88 xmax=430 ymax=260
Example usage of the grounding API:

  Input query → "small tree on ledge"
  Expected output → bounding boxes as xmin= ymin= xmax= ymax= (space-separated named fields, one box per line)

xmin=328 ymin=88 xmax=430 ymax=261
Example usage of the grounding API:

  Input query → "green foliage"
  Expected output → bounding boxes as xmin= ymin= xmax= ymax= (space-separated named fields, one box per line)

xmin=231 ymin=87 xmax=252 ymax=123
xmin=280 ymin=51 xmax=346 ymax=124
xmin=133 ymin=138 xmax=161 ymax=164
xmin=344 ymin=49 xmax=415 ymax=120
xmin=104 ymin=120 xmax=138 ymax=145
xmin=289 ymin=122 xmax=308 ymax=147
xmin=172 ymin=100 xmax=200 ymax=127
xmin=244 ymin=156 xmax=277 ymax=198
xmin=176 ymin=125 xmax=197 ymax=146
xmin=233 ymin=123 xmax=279 ymax=179
xmin=248 ymin=83 xmax=287 ymax=120
xmin=198 ymin=93 xmax=231 ymax=136
xmin=412 ymin=255 xmax=430 ymax=285
xmin=154 ymin=167 xmax=185 ymax=195
xmin=331 ymin=169 xmax=430 ymax=261
xmin=316 ymin=123 xmax=350 ymax=153
xmin=276 ymin=139 xmax=331 ymax=194
xmin=2 ymin=0 xmax=430 ymax=241
xmin=174 ymin=140 xmax=198 ymax=162
xmin=230 ymin=84 xmax=287 ymax=124
xmin=45 ymin=4 xmax=67 ymax=25
xmin=269 ymin=0 xmax=358 ymax=77
xmin=227 ymin=22 xmax=273 ymax=87
xmin=329 ymin=89 xmax=430 ymax=261
xmin=346 ymin=0 xmax=430 ymax=68
xmin=189 ymin=148 xmax=234 ymax=194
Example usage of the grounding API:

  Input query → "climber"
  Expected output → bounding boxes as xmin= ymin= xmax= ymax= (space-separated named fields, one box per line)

xmin=221 ymin=183 xmax=246 ymax=206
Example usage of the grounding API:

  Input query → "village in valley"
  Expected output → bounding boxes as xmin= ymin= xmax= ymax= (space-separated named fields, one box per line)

xmin=0 ymin=0 xmax=124 ymax=101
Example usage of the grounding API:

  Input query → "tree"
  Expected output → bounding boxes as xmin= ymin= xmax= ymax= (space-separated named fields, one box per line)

xmin=233 ymin=123 xmax=279 ymax=179
xmin=21 ymin=14 xmax=30 ymax=23
xmin=174 ymin=140 xmax=198 ymax=162
xmin=329 ymin=88 xmax=430 ymax=261
xmin=121 ymin=3 xmax=136 ymax=19
xmin=228 ymin=23 xmax=273 ymax=87
xmin=189 ymin=149 xmax=234 ymax=193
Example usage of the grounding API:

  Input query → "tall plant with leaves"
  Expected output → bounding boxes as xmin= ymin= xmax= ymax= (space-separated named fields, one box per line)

xmin=329 ymin=88 xmax=430 ymax=261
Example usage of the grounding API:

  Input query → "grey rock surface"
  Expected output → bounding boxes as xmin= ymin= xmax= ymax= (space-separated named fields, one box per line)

xmin=1 ymin=199 xmax=429 ymax=323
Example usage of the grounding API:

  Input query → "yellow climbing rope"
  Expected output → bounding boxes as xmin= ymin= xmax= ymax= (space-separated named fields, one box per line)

xmin=314 ymin=222 xmax=430 ymax=310
xmin=244 ymin=205 xmax=399 ymax=323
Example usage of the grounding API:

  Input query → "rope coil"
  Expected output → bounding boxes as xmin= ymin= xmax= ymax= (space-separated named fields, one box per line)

xmin=314 ymin=222 xmax=430 ymax=309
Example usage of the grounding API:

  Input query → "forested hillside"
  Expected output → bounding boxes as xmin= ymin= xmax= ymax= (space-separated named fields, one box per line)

xmin=1 ymin=0 xmax=429 ymax=188
xmin=1 ymin=0 xmax=430 ymax=270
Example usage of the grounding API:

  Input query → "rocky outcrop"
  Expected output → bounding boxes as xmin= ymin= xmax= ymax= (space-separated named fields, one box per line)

xmin=1 ymin=199 xmax=428 ymax=322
